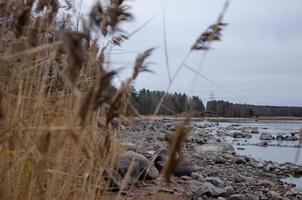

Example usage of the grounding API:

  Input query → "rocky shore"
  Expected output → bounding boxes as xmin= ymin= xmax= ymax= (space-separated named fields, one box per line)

xmin=109 ymin=119 xmax=302 ymax=199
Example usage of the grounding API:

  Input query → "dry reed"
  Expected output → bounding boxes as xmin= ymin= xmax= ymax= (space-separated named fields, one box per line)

xmin=0 ymin=0 xmax=231 ymax=199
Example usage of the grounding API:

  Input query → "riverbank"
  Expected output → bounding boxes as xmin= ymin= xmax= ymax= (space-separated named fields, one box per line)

xmin=140 ymin=116 xmax=302 ymax=121
xmin=110 ymin=119 xmax=302 ymax=199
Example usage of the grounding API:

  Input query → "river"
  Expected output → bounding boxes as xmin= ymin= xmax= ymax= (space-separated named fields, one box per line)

xmin=196 ymin=119 xmax=302 ymax=188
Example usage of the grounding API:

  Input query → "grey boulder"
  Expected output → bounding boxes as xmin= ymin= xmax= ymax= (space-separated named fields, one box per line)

xmin=116 ymin=151 xmax=159 ymax=180
xmin=260 ymin=132 xmax=274 ymax=140
xmin=190 ymin=181 xmax=227 ymax=199
xmin=205 ymin=177 xmax=225 ymax=188
xmin=196 ymin=143 xmax=235 ymax=154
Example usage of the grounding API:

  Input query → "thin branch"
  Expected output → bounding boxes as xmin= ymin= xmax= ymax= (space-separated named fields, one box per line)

xmin=127 ymin=10 xmax=161 ymax=38
xmin=183 ymin=63 xmax=222 ymax=89
xmin=161 ymin=0 xmax=172 ymax=83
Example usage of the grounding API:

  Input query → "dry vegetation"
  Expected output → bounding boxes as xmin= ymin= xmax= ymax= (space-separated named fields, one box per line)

xmin=0 ymin=0 xmax=228 ymax=199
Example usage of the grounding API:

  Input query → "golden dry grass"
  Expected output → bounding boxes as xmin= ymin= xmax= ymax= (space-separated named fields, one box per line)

xmin=0 ymin=0 xmax=229 ymax=199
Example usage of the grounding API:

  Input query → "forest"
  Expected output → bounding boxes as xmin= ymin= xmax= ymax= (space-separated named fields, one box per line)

xmin=206 ymin=100 xmax=302 ymax=117
xmin=127 ymin=88 xmax=205 ymax=116
xmin=126 ymin=89 xmax=302 ymax=118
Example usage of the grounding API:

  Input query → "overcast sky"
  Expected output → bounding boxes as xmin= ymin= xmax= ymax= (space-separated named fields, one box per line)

xmin=82 ymin=0 xmax=302 ymax=106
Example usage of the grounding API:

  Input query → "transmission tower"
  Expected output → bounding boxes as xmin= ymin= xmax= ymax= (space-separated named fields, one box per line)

xmin=209 ymin=91 xmax=216 ymax=101
xmin=208 ymin=91 xmax=218 ymax=124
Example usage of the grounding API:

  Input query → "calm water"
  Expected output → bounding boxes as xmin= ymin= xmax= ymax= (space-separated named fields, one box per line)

xmin=234 ymin=145 xmax=302 ymax=165
xmin=196 ymin=119 xmax=302 ymax=187
xmin=198 ymin=119 xmax=302 ymax=163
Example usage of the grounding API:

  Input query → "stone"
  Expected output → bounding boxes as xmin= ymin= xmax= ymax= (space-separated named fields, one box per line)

xmin=232 ymin=174 xmax=246 ymax=183
xmin=121 ymin=142 xmax=138 ymax=151
xmin=191 ymin=172 xmax=204 ymax=181
xmin=233 ymin=131 xmax=252 ymax=139
xmin=196 ymin=143 xmax=235 ymax=154
xmin=235 ymin=157 xmax=247 ymax=165
xmin=215 ymin=156 xmax=226 ymax=164
xmin=245 ymin=194 xmax=259 ymax=200
xmin=268 ymin=191 xmax=282 ymax=200
xmin=204 ymin=177 xmax=225 ymax=188
xmin=172 ymin=161 xmax=201 ymax=177
xmin=229 ymin=194 xmax=245 ymax=200
xmin=276 ymin=134 xmax=298 ymax=141
xmin=260 ymin=132 xmax=274 ymax=140
xmin=154 ymin=150 xmax=201 ymax=176
xmin=190 ymin=181 xmax=227 ymax=198
xmin=217 ymin=130 xmax=227 ymax=137
xmin=224 ymin=186 xmax=235 ymax=196
xmin=181 ymin=175 xmax=192 ymax=180
xmin=288 ymin=165 xmax=302 ymax=177
xmin=190 ymin=137 xmax=206 ymax=145
xmin=285 ymin=136 xmax=298 ymax=141
xmin=257 ymin=179 xmax=274 ymax=188
xmin=157 ymin=132 xmax=166 ymax=141
xmin=257 ymin=141 xmax=268 ymax=146
xmin=149 ymin=125 xmax=156 ymax=131
xmin=251 ymin=127 xmax=259 ymax=134
xmin=159 ymin=188 xmax=174 ymax=194
xmin=116 ymin=151 xmax=159 ymax=180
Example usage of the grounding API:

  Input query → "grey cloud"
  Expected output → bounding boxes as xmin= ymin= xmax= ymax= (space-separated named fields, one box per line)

xmin=84 ymin=0 xmax=302 ymax=106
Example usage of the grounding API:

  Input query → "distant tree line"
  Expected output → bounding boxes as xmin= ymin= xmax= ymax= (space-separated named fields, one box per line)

xmin=206 ymin=100 xmax=302 ymax=117
xmin=127 ymin=88 xmax=205 ymax=116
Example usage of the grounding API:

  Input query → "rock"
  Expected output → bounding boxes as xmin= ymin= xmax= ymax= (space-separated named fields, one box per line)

xmin=260 ymin=132 xmax=274 ymax=140
xmin=217 ymin=130 xmax=227 ymax=137
xmin=154 ymin=150 xmax=201 ymax=176
xmin=268 ymin=191 xmax=282 ymax=200
xmin=251 ymin=127 xmax=259 ymax=134
xmin=257 ymin=141 xmax=268 ymax=146
xmin=190 ymin=137 xmax=206 ymax=145
xmin=133 ymin=117 xmax=141 ymax=123
xmin=232 ymin=174 xmax=246 ymax=183
xmin=191 ymin=172 xmax=204 ymax=181
xmin=116 ymin=151 xmax=159 ymax=180
xmin=285 ymin=135 xmax=298 ymax=141
xmin=204 ymin=177 xmax=225 ymax=188
xmin=149 ymin=125 xmax=156 ymax=131
xmin=159 ymin=188 xmax=174 ymax=194
xmin=276 ymin=134 xmax=283 ymax=140
xmin=288 ymin=165 xmax=302 ymax=177
xmin=196 ymin=143 xmax=235 ymax=154
xmin=245 ymin=194 xmax=259 ymax=200
xmin=229 ymin=194 xmax=245 ymax=200
xmin=121 ymin=142 xmax=138 ymax=151
xmin=173 ymin=161 xmax=201 ymax=177
xmin=233 ymin=131 xmax=252 ymax=139
xmin=235 ymin=157 xmax=246 ymax=165
xmin=257 ymin=179 xmax=274 ymax=188
xmin=190 ymin=181 xmax=227 ymax=198
xmin=276 ymin=134 xmax=298 ymax=141
xmin=157 ymin=132 xmax=166 ymax=141
xmin=224 ymin=186 xmax=235 ymax=196
xmin=205 ymin=137 xmax=221 ymax=144
xmin=215 ymin=156 xmax=226 ymax=164
xmin=181 ymin=175 xmax=192 ymax=180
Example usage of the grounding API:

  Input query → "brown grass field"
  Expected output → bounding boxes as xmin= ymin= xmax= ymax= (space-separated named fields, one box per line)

xmin=0 ymin=0 xmax=230 ymax=199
